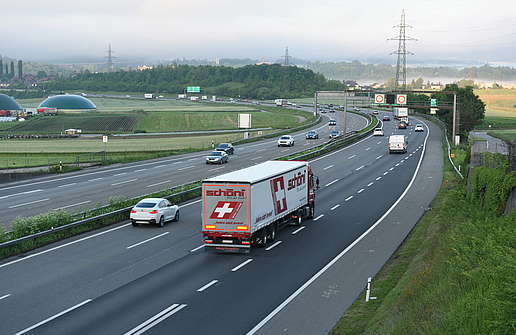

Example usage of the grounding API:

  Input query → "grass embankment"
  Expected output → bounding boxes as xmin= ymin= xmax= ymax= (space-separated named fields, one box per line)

xmin=331 ymin=148 xmax=516 ymax=334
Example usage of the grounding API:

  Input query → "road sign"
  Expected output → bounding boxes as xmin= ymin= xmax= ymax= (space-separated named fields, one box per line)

xmin=374 ymin=94 xmax=385 ymax=104
xmin=431 ymin=98 xmax=437 ymax=107
xmin=187 ymin=86 xmax=201 ymax=93
xmin=397 ymin=94 xmax=407 ymax=104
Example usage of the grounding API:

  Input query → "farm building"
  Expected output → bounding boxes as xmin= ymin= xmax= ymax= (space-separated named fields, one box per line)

xmin=0 ymin=93 xmax=23 ymax=113
xmin=38 ymin=95 xmax=97 ymax=113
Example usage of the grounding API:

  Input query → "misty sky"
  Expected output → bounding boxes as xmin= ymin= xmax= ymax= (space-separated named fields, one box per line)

xmin=3 ymin=0 xmax=516 ymax=67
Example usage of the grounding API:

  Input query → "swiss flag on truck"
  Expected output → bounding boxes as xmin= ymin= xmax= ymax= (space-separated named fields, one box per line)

xmin=270 ymin=177 xmax=288 ymax=215
xmin=209 ymin=201 xmax=243 ymax=220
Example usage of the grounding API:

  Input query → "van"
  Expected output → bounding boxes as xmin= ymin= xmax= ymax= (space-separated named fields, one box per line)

xmin=388 ymin=135 xmax=408 ymax=154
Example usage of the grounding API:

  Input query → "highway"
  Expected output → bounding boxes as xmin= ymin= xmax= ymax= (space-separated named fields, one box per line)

xmin=0 ymin=109 xmax=444 ymax=334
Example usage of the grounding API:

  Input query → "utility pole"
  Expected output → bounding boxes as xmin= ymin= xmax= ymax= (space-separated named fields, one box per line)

xmin=389 ymin=10 xmax=416 ymax=90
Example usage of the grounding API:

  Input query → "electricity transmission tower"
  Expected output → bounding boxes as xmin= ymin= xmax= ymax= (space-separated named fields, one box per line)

xmin=282 ymin=46 xmax=291 ymax=92
xmin=389 ymin=10 xmax=416 ymax=89
xmin=105 ymin=44 xmax=115 ymax=72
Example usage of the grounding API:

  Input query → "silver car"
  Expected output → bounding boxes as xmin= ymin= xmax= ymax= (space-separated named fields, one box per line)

xmin=206 ymin=151 xmax=229 ymax=164
xmin=130 ymin=198 xmax=180 ymax=227
xmin=278 ymin=135 xmax=295 ymax=147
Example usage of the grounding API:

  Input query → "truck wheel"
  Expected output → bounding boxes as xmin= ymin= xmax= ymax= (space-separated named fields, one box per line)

xmin=307 ymin=205 xmax=315 ymax=219
xmin=267 ymin=223 xmax=277 ymax=242
xmin=257 ymin=228 xmax=268 ymax=247
xmin=293 ymin=210 xmax=302 ymax=226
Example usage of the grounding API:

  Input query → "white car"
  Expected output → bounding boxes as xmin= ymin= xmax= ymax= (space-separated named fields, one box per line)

xmin=278 ymin=135 xmax=295 ymax=147
xmin=415 ymin=124 xmax=424 ymax=132
xmin=130 ymin=198 xmax=179 ymax=227
xmin=373 ymin=128 xmax=384 ymax=136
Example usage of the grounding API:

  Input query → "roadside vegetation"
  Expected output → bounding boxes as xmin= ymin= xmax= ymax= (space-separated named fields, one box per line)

xmin=330 ymin=147 xmax=516 ymax=334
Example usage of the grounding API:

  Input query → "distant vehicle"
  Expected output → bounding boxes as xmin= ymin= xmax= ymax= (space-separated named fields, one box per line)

xmin=383 ymin=116 xmax=391 ymax=121
xmin=415 ymin=124 xmax=424 ymax=132
xmin=144 ymin=93 xmax=156 ymax=99
xmin=306 ymin=130 xmax=319 ymax=139
xmin=398 ymin=121 xmax=407 ymax=129
xmin=215 ymin=143 xmax=234 ymax=155
xmin=206 ymin=151 xmax=229 ymax=164
xmin=373 ymin=110 xmax=379 ymax=114
xmin=329 ymin=119 xmax=337 ymax=126
xmin=373 ymin=128 xmax=384 ymax=136
xmin=130 ymin=198 xmax=179 ymax=227
xmin=328 ymin=104 xmax=333 ymax=108
xmin=320 ymin=108 xmax=327 ymax=113
xmin=329 ymin=108 xmax=335 ymax=113
xmin=329 ymin=130 xmax=341 ymax=139
xmin=275 ymin=99 xmax=288 ymax=107
xmin=353 ymin=107 xmax=361 ymax=111
xmin=278 ymin=135 xmax=295 ymax=147
xmin=393 ymin=107 xmax=408 ymax=120
xmin=388 ymin=135 xmax=408 ymax=154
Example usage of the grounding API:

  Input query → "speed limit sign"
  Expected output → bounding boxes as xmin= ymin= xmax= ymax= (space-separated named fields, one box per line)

xmin=397 ymin=94 xmax=407 ymax=104
xmin=375 ymin=94 xmax=385 ymax=104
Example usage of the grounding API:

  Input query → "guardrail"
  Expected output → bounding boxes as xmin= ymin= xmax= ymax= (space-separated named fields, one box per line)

xmin=0 ymin=111 xmax=371 ymax=257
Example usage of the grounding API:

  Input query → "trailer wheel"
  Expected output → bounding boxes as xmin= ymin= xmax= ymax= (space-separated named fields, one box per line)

xmin=293 ymin=210 xmax=302 ymax=226
xmin=267 ymin=223 xmax=277 ymax=242
xmin=307 ymin=205 xmax=315 ymax=219
xmin=257 ymin=228 xmax=268 ymax=247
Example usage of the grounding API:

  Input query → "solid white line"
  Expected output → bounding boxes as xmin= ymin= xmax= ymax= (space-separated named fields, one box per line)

xmin=0 ymin=224 xmax=129 ymax=269
xmin=9 ymin=198 xmax=49 ymax=209
xmin=0 ymin=294 xmax=11 ymax=300
xmin=53 ymin=200 xmax=91 ymax=210
xmin=126 ymin=232 xmax=169 ymax=249
xmin=197 ymin=280 xmax=218 ymax=292
xmin=124 ymin=304 xmax=187 ymax=335
xmin=147 ymin=180 xmax=172 ymax=187
xmin=325 ymin=179 xmax=338 ymax=187
xmin=177 ymin=165 xmax=195 ymax=171
xmin=15 ymin=299 xmax=92 ymax=335
xmin=231 ymin=259 xmax=253 ymax=272
xmin=265 ymin=241 xmax=282 ymax=250
xmin=111 ymin=179 xmax=137 ymax=186
xmin=330 ymin=204 xmax=340 ymax=210
xmin=291 ymin=226 xmax=306 ymax=234
xmin=58 ymin=183 xmax=76 ymax=188
xmin=247 ymin=124 xmax=429 ymax=335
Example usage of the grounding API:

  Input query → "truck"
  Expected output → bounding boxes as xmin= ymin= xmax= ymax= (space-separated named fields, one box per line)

xmin=393 ymin=107 xmax=408 ymax=120
xmin=202 ymin=160 xmax=318 ymax=253
xmin=144 ymin=93 xmax=156 ymax=99
xmin=388 ymin=135 xmax=408 ymax=154
xmin=275 ymin=99 xmax=288 ymax=107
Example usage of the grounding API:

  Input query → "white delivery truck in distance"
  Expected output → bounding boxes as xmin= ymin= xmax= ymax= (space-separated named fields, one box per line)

xmin=388 ymin=135 xmax=408 ymax=154
xmin=202 ymin=160 xmax=318 ymax=253
xmin=144 ymin=93 xmax=156 ymax=99
xmin=393 ymin=107 xmax=408 ymax=120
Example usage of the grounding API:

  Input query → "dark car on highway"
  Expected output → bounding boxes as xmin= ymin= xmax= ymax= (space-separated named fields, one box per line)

xmin=215 ymin=143 xmax=234 ymax=155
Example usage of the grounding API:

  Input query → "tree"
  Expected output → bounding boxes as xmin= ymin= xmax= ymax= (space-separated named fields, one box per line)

xmin=432 ymin=84 xmax=485 ymax=134
xmin=10 ymin=61 xmax=15 ymax=78
xmin=18 ymin=60 xmax=23 ymax=79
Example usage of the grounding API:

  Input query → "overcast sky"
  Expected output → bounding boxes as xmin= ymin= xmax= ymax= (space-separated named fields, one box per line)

xmin=3 ymin=0 xmax=516 ymax=68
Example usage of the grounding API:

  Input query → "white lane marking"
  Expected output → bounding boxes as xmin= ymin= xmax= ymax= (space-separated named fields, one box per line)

xmin=0 ymin=189 xmax=43 ymax=199
xmin=147 ymin=180 xmax=172 ymax=187
xmin=188 ymin=158 xmax=197 ymax=161
xmin=356 ymin=165 xmax=365 ymax=171
xmin=88 ymin=177 xmax=103 ymax=182
xmin=9 ymin=198 xmax=49 ymax=208
xmin=345 ymin=196 xmax=353 ymax=201
xmin=53 ymin=200 xmax=91 ymax=210
xmin=15 ymin=299 xmax=92 ymax=335
xmin=390 ymin=167 xmax=395 ymax=170
xmin=325 ymin=179 xmax=338 ymax=187
xmin=0 ymin=224 xmax=129 ymax=269
xmin=376 ymin=155 xmax=382 ymax=160
xmin=0 ymin=294 xmax=11 ymax=300
xmin=124 ymin=304 xmax=187 ymax=335
xmin=231 ymin=259 xmax=253 ymax=272
xmin=357 ymin=189 xmax=364 ymax=193
xmin=313 ymin=214 xmax=324 ymax=221
xmin=376 ymin=177 xmax=382 ymax=180
xmin=208 ymin=166 xmax=225 ymax=172
xmin=291 ymin=226 xmax=306 ymax=234
xmin=251 ymin=156 xmax=263 ymax=161
xmin=330 ymin=204 xmax=340 ymax=210
xmin=348 ymin=155 xmax=356 ymax=159
xmin=190 ymin=245 xmax=204 ymax=252
xmin=323 ymin=165 xmax=334 ymax=170
xmin=111 ymin=179 xmax=137 ymax=186
xmin=154 ymin=165 xmax=166 ymax=168
xmin=58 ymin=183 xmax=77 ymax=188
xmin=114 ymin=173 xmax=127 ymax=176
xmin=127 ymin=232 xmax=169 ymax=249
xmin=383 ymin=172 xmax=389 ymax=175
xmin=280 ymin=149 xmax=290 ymax=152
xmin=177 ymin=165 xmax=195 ymax=171
xmin=134 ymin=169 xmax=146 ymax=173
xmin=365 ymin=147 xmax=371 ymax=151
xmin=367 ymin=182 xmax=374 ymax=187
xmin=257 ymin=148 xmax=267 ymax=152
xmin=265 ymin=241 xmax=282 ymax=251
xmin=197 ymin=280 xmax=218 ymax=292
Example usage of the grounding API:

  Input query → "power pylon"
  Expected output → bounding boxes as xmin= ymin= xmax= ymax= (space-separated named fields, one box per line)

xmin=389 ymin=10 xmax=416 ymax=90
xmin=104 ymin=44 xmax=115 ymax=72
xmin=282 ymin=46 xmax=291 ymax=92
